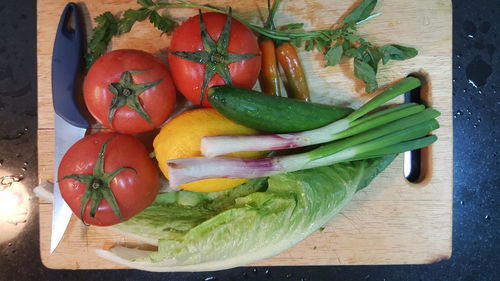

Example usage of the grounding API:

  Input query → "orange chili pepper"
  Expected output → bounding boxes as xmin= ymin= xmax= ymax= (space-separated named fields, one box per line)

xmin=258 ymin=38 xmax=281 ymax=96
xmin=275 ymin=42 xmax=310 ymax=101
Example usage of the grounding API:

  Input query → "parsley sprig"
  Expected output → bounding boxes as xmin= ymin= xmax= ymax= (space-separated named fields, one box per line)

xmin=86 ymin=0 xmax=417 ymax=92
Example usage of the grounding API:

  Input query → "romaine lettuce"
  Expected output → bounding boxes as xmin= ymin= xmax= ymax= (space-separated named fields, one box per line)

xmin=96 ymin=155 xmax=396 ymax=271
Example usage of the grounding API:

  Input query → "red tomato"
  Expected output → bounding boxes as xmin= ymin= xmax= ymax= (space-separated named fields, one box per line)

xmin=58 ymin=132 xmax=159 ymax=226
xmin=84 ymin=49 xmax=176 ymax=134
xmin=168 ymin=12 xmax=261 ymax=107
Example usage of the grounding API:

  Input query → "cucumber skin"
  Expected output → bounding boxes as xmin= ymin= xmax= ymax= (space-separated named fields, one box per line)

xmin=208 ymin=86 xmax=354 ymax=133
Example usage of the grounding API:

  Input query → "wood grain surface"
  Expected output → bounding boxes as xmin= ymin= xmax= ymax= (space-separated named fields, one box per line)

xmin=37 ymin=0 xmax=453 ymax=269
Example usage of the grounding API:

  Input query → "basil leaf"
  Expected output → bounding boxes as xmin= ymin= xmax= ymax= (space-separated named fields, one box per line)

xmin=354 ymin=58 xmax=378 ymax=92
xmin=325 ymin=44 xmax=343 ymax=66
xmin=341 ymin=0 xmax=378 ymax=25
xmin=379 ymin=44 xmax=418 ymax=64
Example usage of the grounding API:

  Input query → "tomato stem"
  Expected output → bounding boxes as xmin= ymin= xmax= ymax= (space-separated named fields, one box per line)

xmin=107 ymin=70 xmax=161 ymax=127
xmin=61 ymin=138 xmax=136 ymax=223
xmin=167 ymin=9 xmax=260 ymax=105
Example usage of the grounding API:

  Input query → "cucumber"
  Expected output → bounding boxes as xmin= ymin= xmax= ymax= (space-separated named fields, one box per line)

xmin=208 ymin=86 xmax=354 ymax=133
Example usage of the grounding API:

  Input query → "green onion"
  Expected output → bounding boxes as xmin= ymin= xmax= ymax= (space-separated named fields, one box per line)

xmin=167 ymin=119 xmax=439 ymax=187
xmin=201 ymin=77 xmax=422 ymax=158
xmin=166 ymin=77 xmax=440 ymax=187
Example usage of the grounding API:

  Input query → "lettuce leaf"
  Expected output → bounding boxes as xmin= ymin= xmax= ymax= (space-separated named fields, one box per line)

xmin=97 ymin=155 xmax=396 ymax=271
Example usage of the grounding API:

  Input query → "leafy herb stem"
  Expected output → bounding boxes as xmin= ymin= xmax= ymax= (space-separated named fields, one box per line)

xmin=86 ymin=0 xmax=418 ymax=92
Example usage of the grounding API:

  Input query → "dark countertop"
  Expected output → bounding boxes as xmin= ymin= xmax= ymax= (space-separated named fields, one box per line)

xmin=0 ymin=0 xmax=499 ymax=280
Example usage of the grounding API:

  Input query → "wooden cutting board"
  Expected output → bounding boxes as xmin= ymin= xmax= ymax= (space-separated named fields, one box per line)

xmin=37 ymin=0 xmax=452 ymax=269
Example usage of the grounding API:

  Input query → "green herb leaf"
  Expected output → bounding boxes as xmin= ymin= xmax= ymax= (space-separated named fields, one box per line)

xmin=137 ymin=0 xmax=155 ymax=8
xmin=379 ymin=44 xmax=418 ymax=64
xmin=354 ymin=58 xmax=378 ymax=92
xmin=290 ymin=38 xmax=303 ymax=47
xmin=345 ymin=32 xmax=361 ymax=43
xmin=344 ymin=47 xmax=359 ymax=57
xmin=316 ymin=37 xmax=331 ymax=51
xmin=118 ymin=8 xmax=151 ymax=35
xmin=283 ymin=22 xmax=305 ymax=30
xmin=363 ymin=48 xmax=383 ymax=72
xmin=85 ymin=12 xmax=119 ymax=70
xmin=304 ymin=40 xmax=315 ymax=51
xmin=149 ymin=10 xmax=177 ymax=33
xmin=325 ymin=44 xmax=343 ymax=66
xmin=341 ymin=0 xmax=378 ymax=25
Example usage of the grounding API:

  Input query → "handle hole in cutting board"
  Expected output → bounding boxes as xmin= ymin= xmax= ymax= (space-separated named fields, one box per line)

xmin=404 ymin=73 xmax=433 ymax=184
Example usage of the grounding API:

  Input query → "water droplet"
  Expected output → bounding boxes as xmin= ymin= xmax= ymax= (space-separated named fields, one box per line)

xmin=204 ymin=277 xmax=216 ymax=281
xmin=460 ymin=200 xmax=464 ymax=205
xmin=365 ymin=274 xmax=371 ymax=280
xmin=286 ymin=273 xmax=293 ymax=278
xmin=466 ymin=56 xmax=493 ymax=88
xmin=423 ymin=16 xmax=430 ymax=25
xmin=0 ymin=159 xmax=3 ymax=166
xmin=8 ymin=242 xmax=12 ymax=247
xmin=21 ymin=167 xmax=27 ymax=172
xmin=454 ymin=110 xmax=463 ymax=118
xmin=463 ymin=20 xmax=476 ymax=38
xmin=23 ymin=162 xmax=28 ymax=166
xmin=485 ymin=215 xmax=490 ymax=220
xmin=265 ymin=269 xmax=272 ymax=278
xmin=477 ymin=118 xmax=481 ymax=123
xmin=252 ymin=268 xmax=258 ymax=274
xmin=0 ymin=175 xmax=24 ymax=188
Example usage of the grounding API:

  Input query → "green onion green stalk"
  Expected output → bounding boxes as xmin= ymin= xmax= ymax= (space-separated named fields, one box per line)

xmin=201 ymin=77 xmax=423 ymax=157
xmin=167 ymin=77 xmax=440 ymax=187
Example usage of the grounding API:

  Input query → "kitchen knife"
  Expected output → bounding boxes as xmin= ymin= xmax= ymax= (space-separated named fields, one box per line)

xmin=50 ymin=2 xmax=89 ymax=254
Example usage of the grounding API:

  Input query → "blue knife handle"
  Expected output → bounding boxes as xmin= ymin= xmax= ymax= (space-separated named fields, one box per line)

xmin=51 ymin=3 xmax=89 ymax=128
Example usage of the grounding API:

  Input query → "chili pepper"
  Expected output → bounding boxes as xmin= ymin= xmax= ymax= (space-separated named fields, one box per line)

xmin=258 ymin=38 xmax=281 ymax=96
xmin=257 ymin=0 xmax=282 ymax=96
xmin=276 ymin=42 xmax=311 ymax=101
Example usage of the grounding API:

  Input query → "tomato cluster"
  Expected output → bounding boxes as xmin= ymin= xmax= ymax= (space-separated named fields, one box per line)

xmin=58 ymin=12 xmax=261 ymax=226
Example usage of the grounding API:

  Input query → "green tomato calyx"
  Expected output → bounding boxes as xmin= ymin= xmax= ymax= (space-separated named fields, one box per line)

xmin=168 ymin=9 xmax=260 ymax=104
xmin=61 ymin=137 xmax=136 ymax=224
xmin=107 ymin=69 xmax=163 ymax=127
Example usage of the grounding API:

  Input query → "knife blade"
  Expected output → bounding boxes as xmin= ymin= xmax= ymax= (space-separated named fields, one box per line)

xmin=50 ymin=2 xmax=89 ymax=254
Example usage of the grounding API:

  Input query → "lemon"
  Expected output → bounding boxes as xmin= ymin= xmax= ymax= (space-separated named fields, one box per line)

xmin=153 ymin=108 xmax=265 ymax=192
